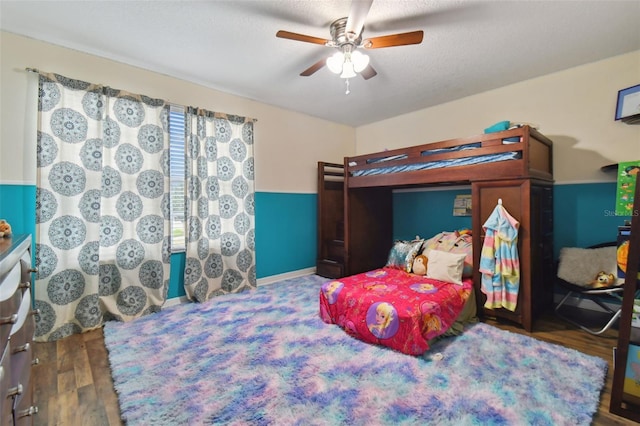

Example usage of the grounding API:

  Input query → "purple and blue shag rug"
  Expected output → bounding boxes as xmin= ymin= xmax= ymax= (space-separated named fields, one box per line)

xmin=104 ymin=274 xmax=608 ymax=425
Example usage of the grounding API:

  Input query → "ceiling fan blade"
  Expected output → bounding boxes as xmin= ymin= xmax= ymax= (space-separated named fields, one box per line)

xmin=363 ymin=30 xmax=424 ymax=49
xmin=300 ymin=58 xmax=327 ymax=77
xmin=345 ymin=0 xmax=373 ymax=40
xmin=365 ymin=3 xmax=486 ymax=32
xmin=360 ymin=64 xmax=377 ymax=80
xmin=276 ymin=30 xmax=329 ymax=46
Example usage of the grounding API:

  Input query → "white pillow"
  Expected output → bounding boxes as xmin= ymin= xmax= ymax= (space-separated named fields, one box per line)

xmin=426 ymin=250 xmax=466 ymax=285
xmin=557 ymin=246 xmax=620 ymax=287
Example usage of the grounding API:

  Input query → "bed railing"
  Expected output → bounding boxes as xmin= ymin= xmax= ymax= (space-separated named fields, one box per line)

xmin=345 ymin=126 xmax=553 ymax=188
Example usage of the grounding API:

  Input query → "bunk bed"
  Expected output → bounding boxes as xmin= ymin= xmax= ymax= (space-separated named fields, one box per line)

xmin=317 ymin=125 xmax=554 ymax=332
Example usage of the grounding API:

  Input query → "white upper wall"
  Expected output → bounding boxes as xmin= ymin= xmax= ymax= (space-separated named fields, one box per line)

xmin=0 ymin=31 xmax=354 ymax=193
xmin=356 ymin=50 xmax=640 ymax=184
xmin=2 ymin=32 xmax=639 ymax=191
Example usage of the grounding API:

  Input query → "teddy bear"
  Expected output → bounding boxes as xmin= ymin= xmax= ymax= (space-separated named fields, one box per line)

xmin=0 ymin=219 xmax=11 ymax=238
xmin=589 ymin=271 xmax=616 ymax=288
xmin=412 ymin=254 xmax=428 ymax=276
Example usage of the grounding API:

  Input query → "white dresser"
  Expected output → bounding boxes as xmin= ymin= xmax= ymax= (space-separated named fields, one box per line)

xmin=0 ymin=235 xmax=38 ymax=425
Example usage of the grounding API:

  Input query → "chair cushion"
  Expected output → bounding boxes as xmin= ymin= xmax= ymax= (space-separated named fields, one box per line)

xmin=557 ymin=246 xmax=623 ymax=288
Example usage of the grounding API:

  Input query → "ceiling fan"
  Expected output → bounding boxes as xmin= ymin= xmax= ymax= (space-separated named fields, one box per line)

xmin=276 ymin=0 xmax=423 ymax=85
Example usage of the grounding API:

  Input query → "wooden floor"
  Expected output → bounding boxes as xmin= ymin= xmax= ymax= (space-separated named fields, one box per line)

xmin=31 ymin=308 xmax=638 ymax=426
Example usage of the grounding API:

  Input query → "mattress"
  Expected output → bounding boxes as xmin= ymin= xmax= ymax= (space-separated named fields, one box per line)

xmin=350 ymin=141 xmax=521 ymax=177
xmin=319 ymin=267 xmax=474 ymax=355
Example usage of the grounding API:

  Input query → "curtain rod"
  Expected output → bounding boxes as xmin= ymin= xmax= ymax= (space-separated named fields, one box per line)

xmin=24 ymin=67 xmax=257 ymax=122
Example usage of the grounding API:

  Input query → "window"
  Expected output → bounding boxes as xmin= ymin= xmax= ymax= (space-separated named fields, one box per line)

xmin=169 ymin=105 xmax=186 ymax=252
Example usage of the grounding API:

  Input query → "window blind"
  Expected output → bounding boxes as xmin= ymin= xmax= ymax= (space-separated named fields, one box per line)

xmin=169 ymin=105 xmax=186 ymax=251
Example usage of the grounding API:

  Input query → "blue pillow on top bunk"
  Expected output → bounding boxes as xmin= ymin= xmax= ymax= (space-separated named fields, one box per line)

xmin=386 ymin=239 xmax=424 ymax=271
xmin=484 ymin=121 xmax=510 ymax=134
xmin=484 ymin=120 xmax=520 ymax=143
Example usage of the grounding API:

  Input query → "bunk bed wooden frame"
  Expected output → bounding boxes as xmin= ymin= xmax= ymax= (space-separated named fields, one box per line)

xmin=317 ymin=125 xmax=555 ymax=331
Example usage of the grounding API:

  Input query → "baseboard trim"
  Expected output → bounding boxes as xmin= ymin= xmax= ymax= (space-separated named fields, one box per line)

xmin=164 ymin=267 xmax=318 ymax=306
xmin=257 ymin=267 xmax=317 ymax=286
xmin=164 ymin=281 xmax=616 ymax=316
xmin=164 ymin=295 xmax=190 ymax=307
xmin=166 ymin=277 xmax=617 ymax=311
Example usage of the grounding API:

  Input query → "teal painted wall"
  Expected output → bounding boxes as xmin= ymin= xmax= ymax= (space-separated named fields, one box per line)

xmin=1 ymin=182 xmax=629 ymax=299
xmin=169 ymin=252 xmax=186 ymax=299
xmin=553 ymin=183 xmax=627 ymax=254
xmin=255 ymin=192 xmax=317 ymax=278
xmin=0 ymin=185 xmax=317 ymax=298
xmin=393 ymin=189 xmax=473 ymax=242
xmin=392 ymin=183 xmax=628 ymax=256
xmin=0 ymin=184 xmax=36 ymax=237
xmin=0 ymin=184 xmax=37 ymax=258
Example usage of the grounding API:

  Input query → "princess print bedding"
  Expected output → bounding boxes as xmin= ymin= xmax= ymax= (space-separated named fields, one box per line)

xmin=319 ymin=267 xmax=473 ymax=355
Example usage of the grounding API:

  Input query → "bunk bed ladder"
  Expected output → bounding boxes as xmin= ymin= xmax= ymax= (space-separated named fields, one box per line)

xmin=317 ymin=162 xmax=345 ymax=278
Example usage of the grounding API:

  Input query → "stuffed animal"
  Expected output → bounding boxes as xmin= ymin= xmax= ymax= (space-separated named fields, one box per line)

xmin=589 ymin=271 xmax=616 ymax=288
xmin=0 ymin=219 xmax=11 ymax=238
xmin=412 ymin=254 xmax=428 ymax=276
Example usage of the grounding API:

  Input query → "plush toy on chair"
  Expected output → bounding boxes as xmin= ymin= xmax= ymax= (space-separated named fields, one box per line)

xmin=412 ymin=254 xmax=428 ymax=276
xmin=0 ymin=219 xmax=11 ymax=238
xmin=589 ymin=271 xmax=616 ymax=288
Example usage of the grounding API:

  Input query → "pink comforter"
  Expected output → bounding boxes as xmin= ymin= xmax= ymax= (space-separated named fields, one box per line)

xmin=319 ymin=267 xmax=473 ymax=355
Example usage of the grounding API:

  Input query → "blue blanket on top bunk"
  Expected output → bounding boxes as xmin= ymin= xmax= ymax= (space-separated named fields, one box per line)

xmin=351 ymin=142 xmax=520 ymax=177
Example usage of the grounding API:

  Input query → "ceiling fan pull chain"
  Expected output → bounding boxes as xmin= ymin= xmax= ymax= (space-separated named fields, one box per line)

xmin=345 ymin=79 xmax=351 ymax=95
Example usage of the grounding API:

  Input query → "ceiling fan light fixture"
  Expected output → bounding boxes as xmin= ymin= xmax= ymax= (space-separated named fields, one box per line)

xmin=277 ymin=0 xmax=425 ymax=83
xmin=351 ymin=51 xmax=369 ymax=73
xmin=326 ymin=52 xmax=344 ymax=74
xmin=340 ymin=60 xmax=357 ymax=79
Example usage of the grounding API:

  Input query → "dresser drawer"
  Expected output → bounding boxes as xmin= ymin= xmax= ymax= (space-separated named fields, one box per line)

xmin=0 ymin=235 xmax=34 ymax=426
xmin=0 ymin=262 xmax=22 ymax=356
xmin=0 ymin=344 xmax=12 ymax=426
xmin=317 ymin=260 xmax=344 ymax=279
xmin=19 ymin=251 xmax=33 ymax=292
xmin=13 ymin=380 xmax=36 ymax=426
xmin=10 ymin=342 xmax=34 ymax=426
xmin=0 ymin=261 xmax=22 ymax=303
xmin=9 ymin=343 xmax=33 ymax=426
xmin=10 ymin=289 xmax=34 ymax=349
xmin=10 ymin=289 xmax=36 ymax=426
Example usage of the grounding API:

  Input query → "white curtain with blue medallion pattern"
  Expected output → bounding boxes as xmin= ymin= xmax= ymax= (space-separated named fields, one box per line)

xmin=34 ymin=72 xmax=171 ymax=342
xmin=183 ymin=108 xmax=256 ymax=301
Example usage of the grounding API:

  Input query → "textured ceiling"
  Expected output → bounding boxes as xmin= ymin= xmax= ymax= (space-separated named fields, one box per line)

xmin=1 ymin=0 xmax=639 ymax=127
